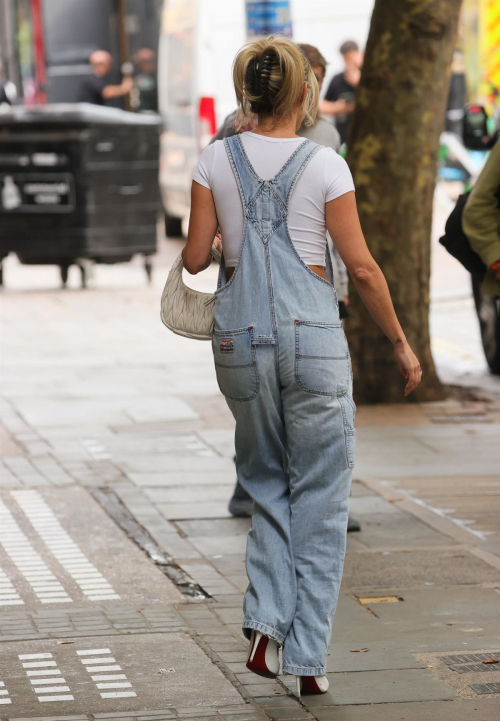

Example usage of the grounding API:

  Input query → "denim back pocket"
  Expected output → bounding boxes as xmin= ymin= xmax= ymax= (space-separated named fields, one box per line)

xmin=295 ymin=320 xmax=349 ymax=397
xmin=212 ymin=326 xmax=259 ymax=401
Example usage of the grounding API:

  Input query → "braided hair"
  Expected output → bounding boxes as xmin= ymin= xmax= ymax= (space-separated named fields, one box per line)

xmin=245 ymin=50 xmax=278 ymax=114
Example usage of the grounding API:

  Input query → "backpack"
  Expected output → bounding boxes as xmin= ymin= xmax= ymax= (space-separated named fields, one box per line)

xmin=438 ymin=192 xmax=487 ymax=279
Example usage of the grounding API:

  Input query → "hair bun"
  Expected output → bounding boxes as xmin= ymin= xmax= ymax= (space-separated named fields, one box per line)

xmin=233 ymin=35 xmax=319 ymax=128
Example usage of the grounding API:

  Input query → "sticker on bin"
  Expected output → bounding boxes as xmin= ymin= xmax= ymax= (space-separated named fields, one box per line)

xmin=220 ymin=339 xmax=234 ymax=354
xmin=0 ymin=173 xmax=75 ymax=212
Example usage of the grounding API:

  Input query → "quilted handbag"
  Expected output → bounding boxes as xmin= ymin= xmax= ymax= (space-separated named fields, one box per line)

xmin=160 ymin=246 xmax=221 ymax=340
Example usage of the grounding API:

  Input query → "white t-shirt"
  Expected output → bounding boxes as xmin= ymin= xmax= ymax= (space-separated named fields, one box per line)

xmin=192 ymin=131 xmax=354 ymax=267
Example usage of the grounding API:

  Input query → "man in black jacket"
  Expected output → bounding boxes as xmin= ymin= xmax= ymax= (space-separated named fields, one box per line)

xmin=320 ymin=40 xmax=362 ymax=145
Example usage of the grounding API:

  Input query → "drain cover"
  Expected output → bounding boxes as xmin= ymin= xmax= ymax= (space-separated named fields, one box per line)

xmin=440 ymin=653 xmax=500 ymax=666
xmin=450 ymin=663 xmax=500 ymax=674
xmin=469 ymin=683 xmax=500 ymax=695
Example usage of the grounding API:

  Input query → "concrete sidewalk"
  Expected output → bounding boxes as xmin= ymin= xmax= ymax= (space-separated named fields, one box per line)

xmin=1 ymin=245 xmax=500 ymax=720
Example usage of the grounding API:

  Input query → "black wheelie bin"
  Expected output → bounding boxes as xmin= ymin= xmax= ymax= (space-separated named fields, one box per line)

xmin=0 ymin=104 xmax=161 ymax=287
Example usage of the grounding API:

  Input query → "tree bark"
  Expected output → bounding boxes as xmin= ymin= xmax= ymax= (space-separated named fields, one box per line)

xmin=346 ymin=0 xmax=462 ymax=403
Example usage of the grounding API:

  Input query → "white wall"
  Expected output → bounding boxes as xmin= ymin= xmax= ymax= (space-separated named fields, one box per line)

xmin=291 ymin=0 xmax=375 ymax=92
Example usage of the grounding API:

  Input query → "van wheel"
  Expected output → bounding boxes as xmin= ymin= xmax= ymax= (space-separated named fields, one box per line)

xmin=144 ymin=256 xmax=153 ymax=284
xmin=165 ymin=214 xmax=183 ymax=238
xmin=60 ymin=265 xmax=69 ymax=287
xmin=472 ymin=275 xmax=500 ymax=374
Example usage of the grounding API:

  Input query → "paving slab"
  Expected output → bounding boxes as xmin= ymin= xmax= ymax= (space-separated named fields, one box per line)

xmin=157 ymin=503 xmax=232 ymax=521
xmin=0 ymin=605 xmax=186 ymax=641
xmin=0 ymin=487 xmax=180 ymax=609
xmin=282 ymin=669 xmax=457 ymax=706
xmin=128 ymin=473 xmax=237 ymax=488
xmin=176 ymin=520 xmax=252 ymax=538
xmin=310 ymin=698 xmax=500 ymax=720
xmin=327 ymin=643 xmax=425 ymax=673
xmin=341 ymin=549 xmax=499 ymax=588
xmin=145 ymin=487 xmax=234 ymax=504
xmin=351 ymin=511 xmax=456 ymax=548
xmin=330 ymin=589 xmax=499 ymax=650
xmin=355 ymin=424 xmax=500 ymax=478
xmin=365 ymin=586 xmax=500 ymax=636
xmin=0 ymin=633 xmax=243 ymax=714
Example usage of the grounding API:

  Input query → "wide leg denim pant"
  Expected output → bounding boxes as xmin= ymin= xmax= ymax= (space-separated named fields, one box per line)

xmin=212 ymin=135 xmax=355 ymax=676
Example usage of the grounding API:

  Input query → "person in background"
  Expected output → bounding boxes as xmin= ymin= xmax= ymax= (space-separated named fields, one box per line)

xmin=446 ymin=50 xmax=466 ymax=136
xmin=320 ymin=40 xmax=362 ymax=146
xmin=463 ymin=140 xmax=500 ymax=296
xmin=214 ymin=43 xmax=360 ymax=532
xmin=0 ymin=62 xmax=16 ymax=107
xmin=78 ymin=51 xmax=133 ymax=106
xmin=131 ymin=48 xmax=158 ymax=113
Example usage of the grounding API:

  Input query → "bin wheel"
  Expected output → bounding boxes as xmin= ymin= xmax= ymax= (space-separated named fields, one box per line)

xmin=144 ymin=257 xmax=153 ymax=284
xmin=60 ymin=265 xmax=69 ymax=287
xmin=165 ymin=214 xmax=183 ymax=238
xmin=76 ymin=258 xmax=95 ymax=289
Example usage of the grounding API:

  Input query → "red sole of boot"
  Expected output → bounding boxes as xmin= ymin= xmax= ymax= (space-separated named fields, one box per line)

xmin=300 ymin=676 xmax=326 ymax=695
xmin=246 ymin=635 xmax=278 ymax=679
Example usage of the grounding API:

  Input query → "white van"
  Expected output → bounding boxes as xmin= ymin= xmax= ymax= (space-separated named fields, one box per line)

xmin=158 ymin=0 xmax=373 ymax=235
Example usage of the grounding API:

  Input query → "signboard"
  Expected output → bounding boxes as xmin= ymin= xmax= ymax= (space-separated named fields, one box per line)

xmin=246 ymin=1 xmax=292 ymax=38
xmin=480 ymin=0 xmax=500 ymax=92
xmin=0 ymin=173 xmax=75 ymax=212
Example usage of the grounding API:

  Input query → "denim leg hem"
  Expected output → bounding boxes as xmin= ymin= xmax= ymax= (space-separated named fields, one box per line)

xmin=242 ymin=620 xmax=285 ymax=646
xmin=282 ymin=664 xmax=326 ymax=676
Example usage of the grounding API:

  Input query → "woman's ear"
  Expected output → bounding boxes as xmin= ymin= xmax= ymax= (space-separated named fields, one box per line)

xmin=301 ymin=81 xmax=308 ymax=105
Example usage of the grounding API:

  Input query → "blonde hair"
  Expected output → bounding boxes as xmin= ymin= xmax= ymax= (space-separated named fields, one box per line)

xmin=233 ymin=35 xmax=319 ymax=128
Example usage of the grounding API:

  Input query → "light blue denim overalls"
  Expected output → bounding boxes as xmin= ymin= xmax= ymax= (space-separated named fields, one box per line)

xmin=213 ymin=134 xmax=355 ymax=677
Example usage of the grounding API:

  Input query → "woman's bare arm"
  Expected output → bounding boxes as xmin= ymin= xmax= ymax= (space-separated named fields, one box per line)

xmin=326 ymin=191 xmax=422 ymax=396
xmin=183 ymin=181 xmax=219 ymax=274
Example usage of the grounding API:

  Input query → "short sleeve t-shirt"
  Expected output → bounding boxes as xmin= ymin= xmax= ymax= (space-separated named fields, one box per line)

xmin=193 ymin=131 xmax=354 ymax=267
xmin=78 ymin=74 xmax=107 ymax=105
xmin=324 ymin=73 xmax=356 ymax=144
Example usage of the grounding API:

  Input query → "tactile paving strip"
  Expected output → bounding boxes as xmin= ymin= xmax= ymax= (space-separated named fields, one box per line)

xmin=0 ymin=498 xmax=72 ymax=604
xmin=12 ymin=491 xmax=120 ymax=602
xmin=0 ymin=633 xmax=243 ymax=713
xmin=0 ymin=488 xmax=181 ymax=609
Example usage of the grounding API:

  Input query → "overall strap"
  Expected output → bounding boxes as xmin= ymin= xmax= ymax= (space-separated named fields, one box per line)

xmin=224 ymin=134 xmax=321 ymax=207
xmin=224 ymin=134 xmax=322 ymax=243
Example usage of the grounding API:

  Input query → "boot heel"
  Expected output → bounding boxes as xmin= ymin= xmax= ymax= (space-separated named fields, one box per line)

xmin=246 ymin=630 xmax=279 ymax=678
xmin=295 ymin=675 xmax=329 ymax=696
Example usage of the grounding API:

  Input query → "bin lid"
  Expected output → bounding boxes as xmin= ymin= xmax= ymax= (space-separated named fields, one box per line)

xmin=0 ymin=103 xmax=161 ymax=127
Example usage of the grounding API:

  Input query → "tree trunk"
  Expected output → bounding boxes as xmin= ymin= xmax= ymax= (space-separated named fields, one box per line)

xmin=345 ymin=0 xmax=462 ymax=403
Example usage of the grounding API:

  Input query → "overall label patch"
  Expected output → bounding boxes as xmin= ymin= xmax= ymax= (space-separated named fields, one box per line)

xmin=220 ymin=338 xmax=234 ymax=354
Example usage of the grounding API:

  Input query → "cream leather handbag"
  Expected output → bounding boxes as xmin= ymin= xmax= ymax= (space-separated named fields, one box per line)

xmin=160 ymin=246 xmax=221 ymax=340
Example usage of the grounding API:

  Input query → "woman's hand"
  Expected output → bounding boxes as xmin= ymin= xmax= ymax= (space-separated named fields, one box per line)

xmin=394 ymin=340 xmax=422 ymax=396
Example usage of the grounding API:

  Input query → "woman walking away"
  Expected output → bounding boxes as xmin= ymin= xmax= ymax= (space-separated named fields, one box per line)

xmin=183 ymin=36 xmax=422 ymax=698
